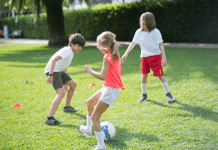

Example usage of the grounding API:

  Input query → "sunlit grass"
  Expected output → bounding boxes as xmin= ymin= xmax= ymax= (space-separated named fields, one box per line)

xmin=0 ymin=43 xmax=218 ymax=149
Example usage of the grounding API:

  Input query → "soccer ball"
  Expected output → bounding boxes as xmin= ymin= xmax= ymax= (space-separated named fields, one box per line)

xmin=100 ymin=121 xmax=116 ymax=140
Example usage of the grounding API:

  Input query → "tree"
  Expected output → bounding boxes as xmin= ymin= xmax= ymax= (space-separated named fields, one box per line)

xmin=9 ymin=0 xmax=90 ymax=46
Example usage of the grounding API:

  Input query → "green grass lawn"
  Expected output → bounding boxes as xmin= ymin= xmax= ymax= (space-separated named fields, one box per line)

xmin=0 ymin=43 xmax=218 ymax=150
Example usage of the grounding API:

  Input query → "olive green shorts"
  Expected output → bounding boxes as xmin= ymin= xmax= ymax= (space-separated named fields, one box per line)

xmin=46 ymin=71 xmax=72 ymax=90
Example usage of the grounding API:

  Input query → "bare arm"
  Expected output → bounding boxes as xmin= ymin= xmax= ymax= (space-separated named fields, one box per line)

xmin=159 ymin=43 xmax=167 ymax=67
xmin=84 ymin=59 xmax=110 ymax=80
xmin=121 ymin=42 xmax=136 ymax=61
xmin=46 ymin=56 xmax=62 ymax=84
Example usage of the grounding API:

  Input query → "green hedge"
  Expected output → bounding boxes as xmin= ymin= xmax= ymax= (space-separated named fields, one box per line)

xmin=64 ymin=1 xmax=165 ymax=41
xmin=0 ymin=0 xmax=217 ymax=43
xmin=0 ymin=13 xmax=49 ymax=39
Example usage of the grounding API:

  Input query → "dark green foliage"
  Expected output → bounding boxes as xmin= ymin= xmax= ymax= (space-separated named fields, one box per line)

xmin=1 ymin=0 xmax=217 ymax=43
xmin=0 ymin=14 xmax=49 ymax=39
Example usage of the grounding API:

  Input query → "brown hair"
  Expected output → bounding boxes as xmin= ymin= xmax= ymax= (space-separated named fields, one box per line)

xmin=68 ymin=33 xmax=85 ymax=46
xmin=96 ymin=31 xmax=120 ymax=62
xmin=140 ymin=12 xmax=156 ymax=32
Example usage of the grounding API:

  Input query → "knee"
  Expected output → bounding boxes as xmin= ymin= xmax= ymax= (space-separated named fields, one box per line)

xmin=86 ymin=100 xmax=93 ymax=109
xmin=159 ymin=76 xmax=166 ymax=82
xmin=57 ymin=89 xmax=65 ymax=98
xmin=69 ymin=81 xmax=77 ymax=89
xmin=91 ymin=115 xmax=98 ymax=122
xmin=142 ymin=74 xmax=148 ymax=78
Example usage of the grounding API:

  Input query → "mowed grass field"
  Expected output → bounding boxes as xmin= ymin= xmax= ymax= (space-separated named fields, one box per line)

xmin=0 ymin=43 xmax=218 ymax=150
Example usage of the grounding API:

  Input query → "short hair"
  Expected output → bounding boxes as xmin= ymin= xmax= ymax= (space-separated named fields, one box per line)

xmin=140 ymin=12 xmax=156 ymax=32
xmin=69 ymin=33 xmax=85 ymax=47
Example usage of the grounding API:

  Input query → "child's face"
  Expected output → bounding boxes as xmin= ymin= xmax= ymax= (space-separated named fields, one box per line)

xmin=98 ymin=45 xmax=109 ymax=54
xmin=140 ymin=16 xmax=147 ymax=31
xmin=71 ymin=44 xmax=83 ymax=53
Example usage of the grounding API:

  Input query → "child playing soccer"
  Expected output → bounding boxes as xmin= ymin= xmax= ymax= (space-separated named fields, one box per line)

xmin=44 ymin=33 xmax=85 ymax=125
xmin=80 ymin=31 xmax=125 ymax=150
xmin=122 ymin=12 xmax=174 ymax=103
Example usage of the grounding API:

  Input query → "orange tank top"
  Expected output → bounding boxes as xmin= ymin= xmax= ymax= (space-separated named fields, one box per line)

xmin=103 ymin=53 xmax=125 ymax=90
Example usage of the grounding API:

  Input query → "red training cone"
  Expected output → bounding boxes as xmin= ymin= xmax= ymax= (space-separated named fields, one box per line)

xmin=89 ymin=83 xmax=96 ymax=87
xmin=12 ymin=103 xmax=22 ymax=107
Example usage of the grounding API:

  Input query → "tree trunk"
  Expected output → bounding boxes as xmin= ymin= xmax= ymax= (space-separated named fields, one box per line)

xmin=43 ymin=0 xmax=68 ymax=46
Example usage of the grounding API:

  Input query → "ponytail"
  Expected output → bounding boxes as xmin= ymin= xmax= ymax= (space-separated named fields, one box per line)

xmin=97 ymin=31 xmax=120 ymax=62
xmin=110 ymin=40 xmax=120 ymax=62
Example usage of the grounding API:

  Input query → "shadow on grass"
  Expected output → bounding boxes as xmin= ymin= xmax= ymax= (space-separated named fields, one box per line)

xmin=175 ymin=101 xmax=218 ymax=122
xmin=149 ymin=100 xmax=218 ymax=122
xmin=105 ymin=126 xmax=159 ymax=149
xmin=163 ymin=47 xmax=218 ymax=83
xmin=0 ymin=45 xmax=103 ymax=66
xmin=58 ymin=124 xmax=80 ymax=128
xmin=57 ymin=121 xmax=159 ymax=149
xmin=1 ymin=44 xmax=218 ymax=85
xmin=64 ymin=112 xmax=87 ymax=120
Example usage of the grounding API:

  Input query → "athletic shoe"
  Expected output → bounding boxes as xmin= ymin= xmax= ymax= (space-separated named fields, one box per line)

xmin=45 ymin=117 xmax=62 ymax=125
xmin=138 ymin=94 xmax=149 ymax=103
xmin=94 ymin=145 xmax=107 ymax=150
xmin=80 ymin=125 xmax=92 ymax=138
xmin=166 ymin=92 xmax=174 ymax=103
xmin=63 ymin=106 xmax=79 ymax=112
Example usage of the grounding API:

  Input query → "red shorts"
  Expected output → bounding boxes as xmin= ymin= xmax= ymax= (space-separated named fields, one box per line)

xmin=141 ymin=55 xmax=164 ymax=76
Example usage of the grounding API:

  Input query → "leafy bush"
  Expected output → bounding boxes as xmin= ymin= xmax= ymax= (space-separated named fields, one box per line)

xmin=1 ymin=0 xmax=217 ymax=43
xmin=0 ymin=14 xmax=48 ymax=39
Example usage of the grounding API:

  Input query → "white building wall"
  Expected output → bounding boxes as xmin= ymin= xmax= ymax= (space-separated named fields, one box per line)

xmin=69 ymin=0 xmax=88 ymax=10
xmin=69 ymin=0 xmax=141 ymax=10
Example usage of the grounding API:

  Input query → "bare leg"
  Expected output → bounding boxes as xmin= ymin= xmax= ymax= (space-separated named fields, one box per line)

xmin=65 ymin=80 xmax=77 ymax=107
xmin=79 ymin=90 xmax=102 ymax=138
xmin=91 ymin=100 xmax=109 ymax=149
xmin=48 ymin=88 xmax=65 ymax=117
xmin=159 ymin=76 xmax=167 ymax=83
xmin=86 ymin=90 xmax=102 ymax=116
xmin=141 ymin=74 xmax=148 ymax=84
xmin=91 ymin=100 xmax=109 ymax=132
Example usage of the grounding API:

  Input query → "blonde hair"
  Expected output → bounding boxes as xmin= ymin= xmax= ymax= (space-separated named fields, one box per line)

xmin=140 ymin=12 xmax=156 ymax=32
xmin=97 ymin=31 xmax=120 ymax=62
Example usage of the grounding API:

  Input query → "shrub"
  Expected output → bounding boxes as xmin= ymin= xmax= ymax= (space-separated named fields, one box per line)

xmin=1 ymin=0 xmax=217 ymax=43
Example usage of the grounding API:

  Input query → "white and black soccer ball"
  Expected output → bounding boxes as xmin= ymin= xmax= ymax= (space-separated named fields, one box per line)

xmin=100 ymin=121 xmax=116 ymax=140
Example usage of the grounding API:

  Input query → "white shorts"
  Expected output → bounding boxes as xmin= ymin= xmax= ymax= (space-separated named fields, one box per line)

xmin=100 ymin=86 xmax=120 ymax=106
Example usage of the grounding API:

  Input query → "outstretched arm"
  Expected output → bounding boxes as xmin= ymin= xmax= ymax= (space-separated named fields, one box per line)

xmin=159 ymin=43 xmax=167 ymax=67
xmin=84 ymin=59 xmax=110 ymax=80
xmin=121 ymin=42 xmax=136 ymax=61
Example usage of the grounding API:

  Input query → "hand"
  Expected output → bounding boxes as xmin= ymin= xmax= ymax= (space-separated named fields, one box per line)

xmin=84 ymin=65 xmax=91 ymax=72
xmin=64 ymin=84 xmax=68 ymax=93
xmin=162 ymin=57 xmax=167 ymax=67
xmin=46 ymin=76 xmax=53 ymax=84
xmin=121 ymin=54 xmax=128 ymax=62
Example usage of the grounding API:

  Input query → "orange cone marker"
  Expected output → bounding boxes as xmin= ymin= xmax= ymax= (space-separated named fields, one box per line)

xmin=89 ymin=83 xmax=96 ymax=87
xmin=12 ymin=103 xmax=22 ymax=107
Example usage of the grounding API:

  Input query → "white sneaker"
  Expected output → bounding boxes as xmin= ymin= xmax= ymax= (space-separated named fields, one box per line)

xmin=94 ymin=145 xmax=107 ymax=150
xmin=80 ymin=125 xmax=92 ymax=138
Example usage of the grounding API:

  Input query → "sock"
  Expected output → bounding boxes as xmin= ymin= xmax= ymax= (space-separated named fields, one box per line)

xmin=95 ymin=131 xmax=105 ymax=148
xmin=86 ymin=116 xmax=92 ymax=131
xmin=141 ymin=83 xmax=147 ymax=94
xmin=162 ymin=81 xmax=170 ymax=94
xmin=47 ymin=116 xmax=54 ymax=120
